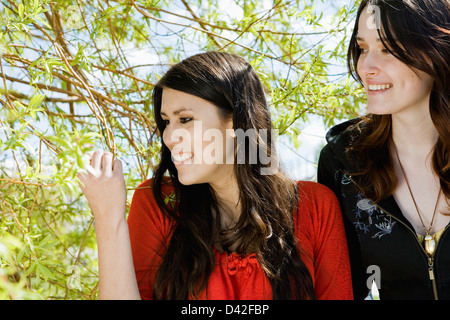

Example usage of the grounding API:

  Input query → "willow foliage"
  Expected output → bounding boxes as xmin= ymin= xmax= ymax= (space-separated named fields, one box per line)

xmin=0 ymin=0 xmax=364 ymax=299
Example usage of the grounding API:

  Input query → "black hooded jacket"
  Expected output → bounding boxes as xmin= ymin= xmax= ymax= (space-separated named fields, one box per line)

xmin=318 ymin=118 xmax=450 ymax=300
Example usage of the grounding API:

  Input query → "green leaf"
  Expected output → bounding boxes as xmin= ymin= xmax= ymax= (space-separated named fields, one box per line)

xmin=18 ymin=3 xmax=24 ymax=20
xmin=37 ymin=263 xmax=55 ymax=280
xmin=24 ymin=260 xmax=37 ymax=277
xmin=28 ymin=93 xmax=45 ymax=109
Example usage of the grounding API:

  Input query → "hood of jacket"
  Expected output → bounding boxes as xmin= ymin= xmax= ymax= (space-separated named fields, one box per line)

xmin=324 ymin=117 xmax=365 ymax=173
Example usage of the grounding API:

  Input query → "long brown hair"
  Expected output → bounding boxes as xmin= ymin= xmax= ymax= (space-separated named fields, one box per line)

xmin=151 ymin=51 xmax=314 ymax=299
xmin=346 ymin=0 xmax=450 ymax=204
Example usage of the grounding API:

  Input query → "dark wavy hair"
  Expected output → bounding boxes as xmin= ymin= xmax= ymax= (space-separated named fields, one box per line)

xmin=150 ymin=51 xmax=314 ymax=299
xmin=346 ymin=0 xmax=450 ymax=204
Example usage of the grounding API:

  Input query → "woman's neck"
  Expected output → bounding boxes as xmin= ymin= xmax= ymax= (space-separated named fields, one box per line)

xmin=391 ymin=112 xmax=438 ymax=157
xmin=209 ymin=175 xmax=241 ymax=227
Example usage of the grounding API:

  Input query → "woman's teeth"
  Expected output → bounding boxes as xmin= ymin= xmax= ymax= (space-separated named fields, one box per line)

xmin=368 ymin=84 xmax=392 ymax=91
xmin=173 ymin=153 xmax=193 ymax=162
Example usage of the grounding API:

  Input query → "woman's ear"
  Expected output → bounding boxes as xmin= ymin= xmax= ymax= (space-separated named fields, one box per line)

xmin=225 ymin=116 xmax=235 ymax=137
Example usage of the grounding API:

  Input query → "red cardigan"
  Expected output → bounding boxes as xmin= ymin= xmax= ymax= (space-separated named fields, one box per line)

xmin=127 ymin=179 xmax=353 ymax=300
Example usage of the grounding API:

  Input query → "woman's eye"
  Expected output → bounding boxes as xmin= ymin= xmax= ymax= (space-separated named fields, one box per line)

xmin=180 ymin=117 xmax=193 ymax=124
xmin=163 ymin=119 xmax=170 ymax=126
xmin=359 ymin=47 xmax=368 ymax=54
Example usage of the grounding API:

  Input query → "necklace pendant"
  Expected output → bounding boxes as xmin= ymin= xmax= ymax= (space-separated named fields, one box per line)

xmin=424 ymin=234 xmax=436 ymax=256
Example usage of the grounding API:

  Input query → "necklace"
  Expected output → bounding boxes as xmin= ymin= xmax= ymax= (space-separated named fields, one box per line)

xmin=393 ymin=145 xmax=442 ymax=256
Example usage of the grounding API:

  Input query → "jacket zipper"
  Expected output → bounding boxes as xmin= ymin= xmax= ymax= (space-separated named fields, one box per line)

xmin=427 ymin=257 xmax=438 ymax=300
xmin=373 ymin=203 xmax=446 ymax=300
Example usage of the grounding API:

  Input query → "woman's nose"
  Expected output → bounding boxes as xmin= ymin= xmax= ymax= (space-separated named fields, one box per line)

xmin=357 ymin=52 xmax=380 ymax=77
xmin=163 ymin=125 xmax=186 ymax=151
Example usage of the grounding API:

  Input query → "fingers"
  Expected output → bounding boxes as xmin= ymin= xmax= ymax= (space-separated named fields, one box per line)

xmin=113 ymin=158 xmax=123 ymax=174
xmin=90 ymin=150 xmax=101 ymax=171
xmin=102 ymin=152 xmax=114 ymax=176
xmin=82 ymin=150 xmax=119 ymax=178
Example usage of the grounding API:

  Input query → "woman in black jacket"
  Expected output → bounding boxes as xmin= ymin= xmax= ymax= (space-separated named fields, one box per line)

xmin=318 ymin=0 xmax=450 ymax=300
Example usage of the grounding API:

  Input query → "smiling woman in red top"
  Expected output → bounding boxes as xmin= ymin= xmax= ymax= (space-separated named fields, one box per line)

xmin=78 ymin=51 xmax=352 ymax=300
xmin=128 ymin=178 xmax=351 ymax=300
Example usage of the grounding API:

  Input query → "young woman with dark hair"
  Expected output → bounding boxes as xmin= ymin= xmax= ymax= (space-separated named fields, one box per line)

xmin=78 ymin=51 xmax=352 ymax=300
xmin=318 ymin=0 xmax=450 ymax=299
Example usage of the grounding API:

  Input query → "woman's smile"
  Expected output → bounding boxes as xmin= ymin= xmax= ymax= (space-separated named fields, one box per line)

xmin=172 ymin=152 xmax=194 ymax=166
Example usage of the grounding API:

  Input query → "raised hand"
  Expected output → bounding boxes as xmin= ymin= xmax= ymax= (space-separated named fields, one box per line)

xmin=77 ymin=150 xmax=127 ymax=225
xmin=77 ymin=150 xmax=140 ymax=299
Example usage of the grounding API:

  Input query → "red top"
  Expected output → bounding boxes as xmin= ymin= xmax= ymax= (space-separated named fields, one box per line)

xmin=127 ymin=179 xmax=353 ymax=300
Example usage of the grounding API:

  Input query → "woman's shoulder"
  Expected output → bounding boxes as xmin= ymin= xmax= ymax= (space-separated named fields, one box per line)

xmin=294 ymin=180 xmax=341 ymax=225
xmin=296 ymin=180 xmax=338 ymax=202
xmin=129 ymin=178 xmax=177 ymax=219
xmin=325 ymin=117 xmax=365 ymax=149
xmin=128 ymin=178 xmax=176 ymax=234
xmin=132 ymin=178 xmax=176 ymax=201
xmin=319 ymin=117 xmax=368 ymax=174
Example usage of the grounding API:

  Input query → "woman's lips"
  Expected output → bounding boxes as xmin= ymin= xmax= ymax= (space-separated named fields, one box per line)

xmin=367 ymin=83 xmax=393 ymax=95
xmin=172 ymin=152 xmax=193 ymax=165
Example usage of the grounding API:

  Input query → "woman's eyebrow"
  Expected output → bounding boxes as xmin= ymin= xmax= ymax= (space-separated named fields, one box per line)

xmin=356 ymin=36 xmax=385 ymax=43
xmin=160 ymin=107 xmax=193 ymax=117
